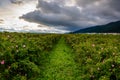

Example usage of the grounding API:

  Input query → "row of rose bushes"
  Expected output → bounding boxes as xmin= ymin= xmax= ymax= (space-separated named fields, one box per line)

xmin=65 ymin=34 xmax=120 ymax=80
xmin=0 ymin=32 xmax=60 ymax=80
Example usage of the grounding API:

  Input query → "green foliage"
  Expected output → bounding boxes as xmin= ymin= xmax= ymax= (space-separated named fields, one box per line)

xmin=0 ymin=32 xmax=120 ymax=80
xmin=0 ymin=32 xmax=59 ymax=80
xmin=65 ymin=34 xmax=120 ymax=80
xmin=10 ymin=60 xmax=40 ymax=79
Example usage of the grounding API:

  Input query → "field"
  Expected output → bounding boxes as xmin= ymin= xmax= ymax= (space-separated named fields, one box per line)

xmin=0 ymin=32 xmax=120 ymax=80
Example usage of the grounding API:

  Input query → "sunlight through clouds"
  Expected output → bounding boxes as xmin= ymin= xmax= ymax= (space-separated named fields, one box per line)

xmin=0 ymin=0 xmax=66 ymax=33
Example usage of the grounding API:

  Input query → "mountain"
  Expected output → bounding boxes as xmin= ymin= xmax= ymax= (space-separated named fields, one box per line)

xmin=73 ymin=21 xmax=120 ymax=33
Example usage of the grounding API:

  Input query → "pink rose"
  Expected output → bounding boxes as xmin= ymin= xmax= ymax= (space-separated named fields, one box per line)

xmin=1 ymin=60 xmax=5 ymax=65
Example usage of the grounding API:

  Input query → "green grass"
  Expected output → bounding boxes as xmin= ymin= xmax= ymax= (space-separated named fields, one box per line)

xmin=39 ymin=37 xmax=79 ymax=80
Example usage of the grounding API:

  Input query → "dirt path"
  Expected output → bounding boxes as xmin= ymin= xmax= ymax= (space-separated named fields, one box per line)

xmin=40 ymin=37 xmax=79 ymax=80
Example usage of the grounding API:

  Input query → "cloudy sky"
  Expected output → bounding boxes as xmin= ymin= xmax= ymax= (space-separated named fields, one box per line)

xmin=0 ymin=0 xmax=120 ymax=33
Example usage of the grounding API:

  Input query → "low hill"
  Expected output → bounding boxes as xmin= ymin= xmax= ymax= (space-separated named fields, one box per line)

xmin=74 ymin=21 xmax=120 ymax=33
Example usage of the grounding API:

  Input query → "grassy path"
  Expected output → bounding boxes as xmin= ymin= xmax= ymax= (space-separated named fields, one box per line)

xmin=40 ymin=37 xmax=79 ymax=80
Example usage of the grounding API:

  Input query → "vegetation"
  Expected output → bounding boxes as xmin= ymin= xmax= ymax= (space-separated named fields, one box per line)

xmin=0 ymin=32 xmax=120 ymax=80
xmin=0 ymin=32 xmax=59 ymax=80
xmin=65 ymin=34 xmax=120 ymax=80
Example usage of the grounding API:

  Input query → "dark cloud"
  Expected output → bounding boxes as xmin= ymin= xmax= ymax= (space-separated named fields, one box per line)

xmin=36 ymin=0 xmax=61 ymax=14
xmin=10 ymin=0 xmax=23 ymax=5
xmin=0 ymin=19 xmax=4 ymax=24
xmin=0 ymin=0 xmax=36 ymax=6
xmin=75 ymin=0 xmax=99 ymax=7
xmin=109 ymin=0 xmax=120 ymax=11
xmin=83 ymin=0 xmax=120 ymax=21
xmin=10 ymin=0 xmax=36 ymax=4
xmin=20 ymin=0 xmax=83 ymax=30
xmin=19 ymin=0 xmax=120 ymax=31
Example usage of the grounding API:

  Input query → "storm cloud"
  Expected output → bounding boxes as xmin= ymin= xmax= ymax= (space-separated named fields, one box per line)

xmin=10 ymin=0 xmax=37 ymax=5
xmin=20 ymin=0 xmax=120 ymax=31
xmin=0 ymin=0 xmax=120 ymax=33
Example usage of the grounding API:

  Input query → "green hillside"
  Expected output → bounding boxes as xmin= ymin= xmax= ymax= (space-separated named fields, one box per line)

xmin=74 ymin=21 xmax=120 ymax=33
